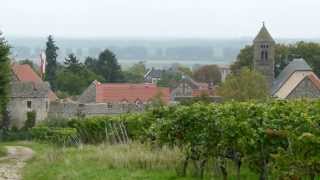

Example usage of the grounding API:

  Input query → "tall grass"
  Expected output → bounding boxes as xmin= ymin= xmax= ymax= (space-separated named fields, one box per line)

xmin=0 ymin=146 xmax=7 ymax=157
xmin=23 ymin=142 xmax=187 ymax=180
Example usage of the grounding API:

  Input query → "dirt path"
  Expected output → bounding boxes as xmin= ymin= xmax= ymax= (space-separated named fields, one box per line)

xmin=0 ymin=146 xmax=34 ymax=180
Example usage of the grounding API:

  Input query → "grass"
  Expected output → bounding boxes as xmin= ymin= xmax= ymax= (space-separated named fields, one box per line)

xmin=0 ymin=141 xmax=258 ymax=180
xmin=0 ymin=146 xmax=7 ymax=157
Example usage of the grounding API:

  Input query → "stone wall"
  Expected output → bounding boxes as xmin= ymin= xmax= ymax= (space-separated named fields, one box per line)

xmin=8 ymin=81 xmax=50 ymax=128
xmin=8 ymin=97 xmax=49 ymax=128
xmin=287 ymin=77 xmax=320 ymax=99
xmin=78 ymin=82 xmax=96 ymax=103
xmin=48 ymin=101 xmax=145 ymax=119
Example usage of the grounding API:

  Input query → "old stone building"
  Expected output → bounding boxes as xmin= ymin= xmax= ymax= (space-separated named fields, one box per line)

xmin=8 ymin=64 xmax=57 ymax=128
xmin=253 ymin=24 xmax=320 ymax=99
xmin=171 ymin=76 xmax=216 ymax=101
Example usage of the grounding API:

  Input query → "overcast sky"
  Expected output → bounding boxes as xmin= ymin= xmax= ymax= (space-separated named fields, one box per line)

xmin=1 ymin=0 xmax=320 ymax=39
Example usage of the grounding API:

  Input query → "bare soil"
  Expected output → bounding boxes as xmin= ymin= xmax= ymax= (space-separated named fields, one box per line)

xmin=0 ymin=146 xmax=34 ymax=180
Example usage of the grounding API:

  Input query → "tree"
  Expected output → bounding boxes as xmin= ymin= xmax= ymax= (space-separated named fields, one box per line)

xmin=218 ymin=68 xmax=268 ymax=101
xmin=193 ymin=65 xmax=222 ymax=85
xmin=177 ymin=65 xmax=193 ymax=77
xmin=123 ymin=61 xmax=146 ymax=83
xmin=96 ymin=49 xmax=123 ymax=82
xmin=230 ymin=45 xmax=254 ymax=74
xmin=45 ymin=35 xmax=59 ymax=90
xmin=56 ymin=54 xmax=104 ymax=96
xmin=157 ymin=70 xmax=182 ymax=88
xmin=64 ymin=53 xmax=81 ymax=72
xmin=0 ymin=33 xmax=11 ymax=129
xmin=84 ymin=56 xmax=98 ymax=73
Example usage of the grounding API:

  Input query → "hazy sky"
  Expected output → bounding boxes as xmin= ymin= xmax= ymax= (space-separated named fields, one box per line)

xmin=1 ymin=0 xmax=320 ymax=38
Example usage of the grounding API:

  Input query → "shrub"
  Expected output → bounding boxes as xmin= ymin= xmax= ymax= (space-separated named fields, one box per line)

xmin=31 ymin=127 xmax=78 ymax=146
xmin=24 ymin=111 xmax=36 ymax=130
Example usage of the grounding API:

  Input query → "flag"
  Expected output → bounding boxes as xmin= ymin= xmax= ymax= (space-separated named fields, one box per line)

xmin=40 ymin=51 xmax=46 ymax=79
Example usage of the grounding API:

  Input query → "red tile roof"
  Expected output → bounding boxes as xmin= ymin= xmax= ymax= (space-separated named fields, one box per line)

xmin=12 ymin=64 xmax=42 ymax=83
xmin=95 ymin=82 xmax=170 ymax=104
xmin=11 ymin=64 xmax=58 ymax=101
xmin=308 ymin=73 xmax=320 ymax=90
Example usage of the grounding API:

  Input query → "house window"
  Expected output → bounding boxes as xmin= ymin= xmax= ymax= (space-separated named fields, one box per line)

xmin=27 ymin=101 xmax=32 ymax=109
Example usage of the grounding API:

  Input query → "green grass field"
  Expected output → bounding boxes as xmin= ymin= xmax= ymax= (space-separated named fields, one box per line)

xmin=0 ymin=146 xmax=7 ymax=157
xmin=0 ymin=141 xmax=258 ymax=180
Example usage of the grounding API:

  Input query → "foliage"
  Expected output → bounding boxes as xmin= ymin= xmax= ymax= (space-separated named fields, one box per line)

xmin=85 ymin=49 xmax=124 ymax=82
xmin=28 ymin=99 xmax=320 ymax=179
xmin=177 ymin=65 xmax=193 ymax=77
xmin=232 ymin=42 xmax=320 ymax=77
xmin=56 ymin=54 xmax=104 ymax=95
xmin=157 ymin=70 xmax=182 ymax=88
xmin=31 ymin=126 xmax=78 ymax=146
xmin=44 ymin=35 xmax=59 ymax=90
xmin=67 ymin=113 xmax=155 ymax=144
xmin=123 ymin=61 xmax=147 ymax=83
xmin=230 ymin=45 xmax=254 ymax=74
xmin=193 ymin=64 xmax=222 ymax=85
xmin=23 ymin=111 xmax=36 ymax=130
xmin=218 ymin=68 xmax=268 ymax=101
xmin=0 ymin=33 xmax=10 ymax=128
xmin=0 ymin=146 xmax=6 ymax=157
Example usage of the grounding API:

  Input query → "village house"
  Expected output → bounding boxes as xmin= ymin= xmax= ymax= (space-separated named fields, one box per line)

xmin=8 ymin=64 xmax=57 ymax=128
xmin=253 ymin=24 xmax=320 ymax=99
xmin=170 ymin=76 xmax=218 ymax=102
xmin=144 ymin=68 xmax=163 ymax=84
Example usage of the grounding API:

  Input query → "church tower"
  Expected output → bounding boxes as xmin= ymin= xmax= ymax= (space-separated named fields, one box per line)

xmin=253 ymin=23 xmax=275 ymax=91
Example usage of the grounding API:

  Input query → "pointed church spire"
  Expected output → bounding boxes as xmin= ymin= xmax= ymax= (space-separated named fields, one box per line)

xmin=254 ymin=22 xmax=275 ymax=43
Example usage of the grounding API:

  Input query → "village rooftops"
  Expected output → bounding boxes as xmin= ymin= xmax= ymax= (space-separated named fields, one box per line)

xmin=272 ymin=58 xmax=313 ymax=95
xmin=80 ymin=80 xmax=171 ymax=104
xmin=11 ymin=63 xmax=58 ymax=101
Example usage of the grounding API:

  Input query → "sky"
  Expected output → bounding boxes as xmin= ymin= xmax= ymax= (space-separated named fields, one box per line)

xmin=1 ymin=0 xmax=320 ymax=39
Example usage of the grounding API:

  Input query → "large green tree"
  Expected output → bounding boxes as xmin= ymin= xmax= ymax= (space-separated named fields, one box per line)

xmin=193 ymin=65 xmax=222 ymax=85
xmin=97 ymin=49 xmax=123 ymax=82
xmin=85 ymin=49 xmax=124 ymax=82
xmin=56 ymin=54 xmax=103 ymax=96
xmin=218 ymin=68 xmax=268 ymax=101
xmin=0 ymin=33 xmax=11 ymax=128
xmin=45 ymin=35 xmax=59 ymax=90
xmin=123 ymin=61 xmax=146 ymax=83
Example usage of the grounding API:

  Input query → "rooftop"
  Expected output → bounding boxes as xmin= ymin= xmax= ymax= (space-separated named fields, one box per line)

xmin=94 ymin=82 xmax=170 ymax=103
xmin=272 ymin=58 xmax=313 ymax=95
